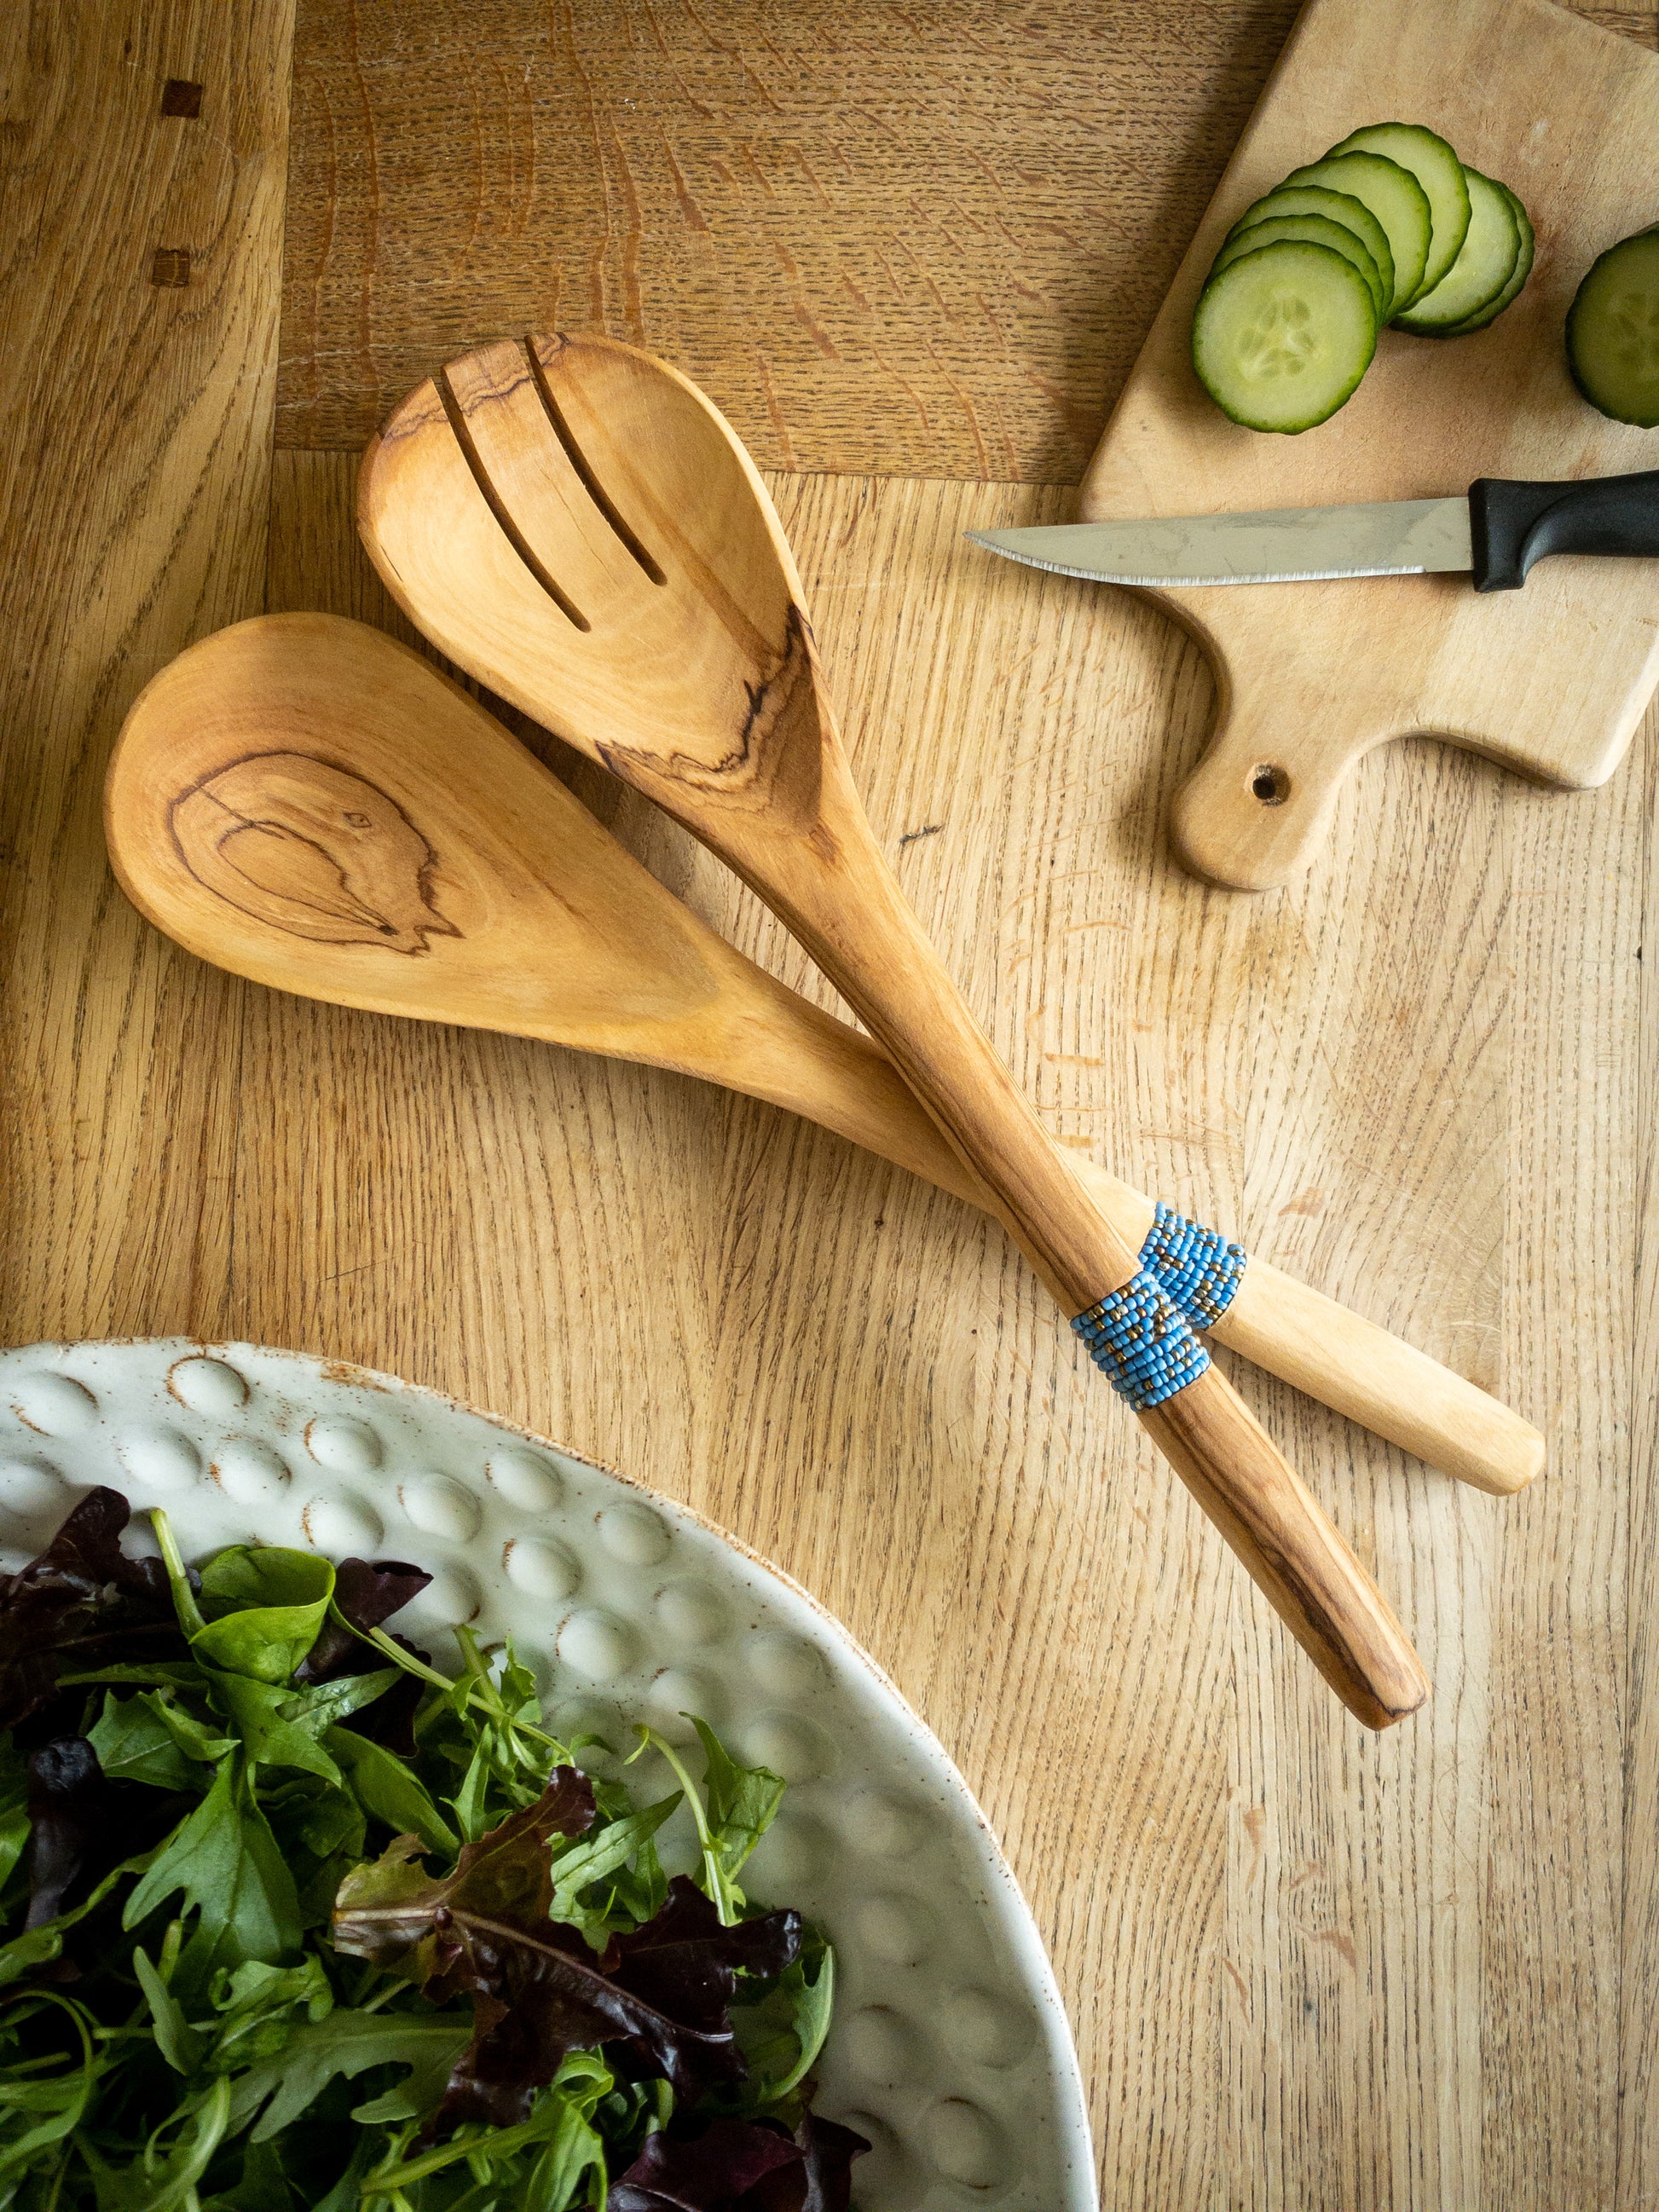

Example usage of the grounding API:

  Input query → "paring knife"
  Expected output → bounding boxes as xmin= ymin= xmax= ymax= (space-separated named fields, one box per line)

xmin=967 ymin=470 xmax=1659 ymax=593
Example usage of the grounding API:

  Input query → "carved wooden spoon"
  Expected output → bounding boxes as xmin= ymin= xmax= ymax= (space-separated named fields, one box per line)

xmin=354 ymin=334 xmax=1434 ymax=1728
xmin=104 ymin=612 xmax=1540 ymax=1505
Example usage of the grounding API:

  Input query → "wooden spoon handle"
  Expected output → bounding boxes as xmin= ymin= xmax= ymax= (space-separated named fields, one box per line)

xmin=728 ymin=748 xmax=1429 ymax=1729
xmin=721 ymin=993 xmax=1538 ymax=1493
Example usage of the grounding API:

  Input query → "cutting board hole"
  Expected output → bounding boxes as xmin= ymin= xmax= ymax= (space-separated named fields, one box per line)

xmin=159 ymin=78 xmax=202 ymax=117
xmin=1250 ymin=764 xmax=1291 ymax=806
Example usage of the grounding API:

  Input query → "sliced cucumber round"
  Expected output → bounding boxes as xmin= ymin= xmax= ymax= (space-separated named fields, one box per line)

xmin=1192 ymin=240 xmax=1378 ymax=432
xmin=1439 ymin=184 xmax=1535 ymax=336
xmin=1327 ymin=122 xmax=1471 ymax=303
xmin=1284 ymin=152 xmax=1431 ymax=315
xmin=1567 ymin=228 xmax=1659 ymax=426
xmin=1211 ymin=212 xmax=1384 ymax=321
xmin=1228 ymin=185 xmax=1396 ymax=316
xmin=1393 ymin=169 xmax=1519 ymax=334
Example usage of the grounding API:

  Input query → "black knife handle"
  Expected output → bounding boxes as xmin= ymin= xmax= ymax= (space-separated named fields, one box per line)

xmin=1469 ymin=471 xmax=1659 ymax=592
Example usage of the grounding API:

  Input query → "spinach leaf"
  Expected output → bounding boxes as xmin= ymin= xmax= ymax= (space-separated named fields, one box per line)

xmin=90 ymin=1689 xmax=230 ymax=1792
xmin=192 ymin=1549 xmax=335 ymax=1684
xmin=200 ymin=1670 xmax=344 ymax=1785
xmin=323 ymin=1724 xmax=458 ymax=1855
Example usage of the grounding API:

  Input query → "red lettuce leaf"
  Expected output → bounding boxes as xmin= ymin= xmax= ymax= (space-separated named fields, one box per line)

xmin=293 ymin=1558 xmax=431 ymax=1682
xmin=332 ymin=1776 xmax=800 ymax=2130
xmin=793 ymin=2114 xmax=870 ymax=2212
xmin=610 ymin=2117 xmax=804 ymax=2211
xmin=22 ymin=1736 xmax=191 ymax=1931
xmin=0 ymin=1488 xmax=185 ymax=1732
xmin=610 ymin=2113 xmax=870 ymax=2212
xmin=610 ymin=1877 xmax=801 ymax=2037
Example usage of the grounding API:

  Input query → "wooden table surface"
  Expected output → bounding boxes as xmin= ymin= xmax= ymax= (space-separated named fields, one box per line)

xmin=4 ymin=2 xmax=1657 ymax=2205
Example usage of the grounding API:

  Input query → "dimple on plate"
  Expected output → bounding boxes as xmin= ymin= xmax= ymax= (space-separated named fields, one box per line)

xmin=0 ymin=1339 xmax=1095 ymax=2212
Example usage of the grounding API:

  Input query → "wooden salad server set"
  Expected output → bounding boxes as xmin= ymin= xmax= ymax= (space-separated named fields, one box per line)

xmin=103 ymin=333 xmax=1541 ymax=1727
xmin=106 ymin=609 xmax=1540 ymax=1511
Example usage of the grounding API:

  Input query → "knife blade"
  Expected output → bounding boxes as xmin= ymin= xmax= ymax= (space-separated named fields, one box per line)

xmin=966 ymin=471 xmax=1659 ymax=593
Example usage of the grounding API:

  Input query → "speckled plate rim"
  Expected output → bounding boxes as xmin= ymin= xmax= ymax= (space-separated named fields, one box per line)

xmin=0 ymin=1337 xmax=1097 ymax=2212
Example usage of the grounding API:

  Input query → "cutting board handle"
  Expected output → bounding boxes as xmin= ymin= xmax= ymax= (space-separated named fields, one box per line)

xmin=1170 ymin=661 xmax=1401 ymax=891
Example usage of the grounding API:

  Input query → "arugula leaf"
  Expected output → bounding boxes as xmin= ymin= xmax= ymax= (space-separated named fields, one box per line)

xmin=357 ymin=2050 xmax=611 ymax=2203
xmin=729 ymin=1929 xmax=835 ymax=2111
xmin=134 ymin=1938 xmax=206 ymax=2073
xmin=633 ymin=1724 xmax=783 ymax=1924
xmin=227 ymin=2009 xmax=476 ymax=2141
xmin=79 ymin=2073 xmax=233 ymax=2211
xmin=123 ymin=1758 xmax=303 ymax=1987
xmin=205 ymin=1955 xmax=334 ymax=2074
xmin=0 ymin=1991 xmax=99 ymax=2189
xmin=323 ymin=1724 xmax=458 ymax=1856
xmin=0 ymin=1847 xmax=159 ymax=1987
xmin=0 ymin=1740 xmax=28 ymax=1900
xmin=692 ymin=1718 xmax=784 ymax=1891
xmin=547 ymin=1793 xmax=682 ymax=1946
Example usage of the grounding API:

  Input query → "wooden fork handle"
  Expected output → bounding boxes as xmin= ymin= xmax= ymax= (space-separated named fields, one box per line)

xmin=722 ymin=752 xmax=1430 ymax=1730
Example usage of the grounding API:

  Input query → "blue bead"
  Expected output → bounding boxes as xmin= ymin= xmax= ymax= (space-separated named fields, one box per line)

xmin=1071 ymin=1269 xmax=1210 ymax=1411
xmin=1136 ymin=1201 xmax=1247 ymax=1331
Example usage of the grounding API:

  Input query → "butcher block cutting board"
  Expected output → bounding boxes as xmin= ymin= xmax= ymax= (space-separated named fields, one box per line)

xmin=1079 ymin=0 xmax=1659 ymax=889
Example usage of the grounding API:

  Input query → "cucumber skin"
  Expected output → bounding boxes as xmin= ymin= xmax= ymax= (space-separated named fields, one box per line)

xmin=1327 ymin=122 xmax=1471 ymax=305
xmin=1567 ymin=229 xmax=1659 ymax=426
xmin=1431 ymin=187 xmax=1535 ymax=338
xmin=1284 ymin=153 xmax=1431 ymax=315
xmin=1191 ymin=241 xmax=1378 ymax=434
xmin=1227 ymin=185 xmax=1396 ymax=314
xmin=1392 ymin=169 xmax=1519 ymax=334
xmin=1211 ymin=212 xmax=1385 ymax=321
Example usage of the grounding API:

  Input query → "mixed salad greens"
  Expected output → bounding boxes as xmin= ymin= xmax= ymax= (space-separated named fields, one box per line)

xmin=0 ymin=1487 xmax=867 ymax=2210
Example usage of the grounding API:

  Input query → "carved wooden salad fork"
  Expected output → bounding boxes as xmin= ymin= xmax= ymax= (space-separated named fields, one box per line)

xmin=350 ymin=332 xmax=1439 ymax=1728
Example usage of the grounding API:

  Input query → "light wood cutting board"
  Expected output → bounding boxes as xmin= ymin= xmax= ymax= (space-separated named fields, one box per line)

xmin=1079 ymin=0 xmax=1659 ymax=889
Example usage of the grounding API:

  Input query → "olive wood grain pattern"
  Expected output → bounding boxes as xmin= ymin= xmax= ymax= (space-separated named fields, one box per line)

xmin=103 ymin=611 xmax=1542 ymax=1497
xmin=1078 ymin=0 xmax=1659 ymax=889
xmin=357 ymin=332 xmax=1431 ymax=1727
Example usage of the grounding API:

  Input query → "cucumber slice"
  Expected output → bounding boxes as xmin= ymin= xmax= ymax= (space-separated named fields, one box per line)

xmin=1393 ymin=169 xmax=1519 ymax=333
xmin=1327 ymin=123 xmax=1471 ymax=303
xmin=1567 ymin=228 xmax=1659 ymax=426
xmin=1284 ymin=153 xmax=1431 ymax=315
xmin=1192 ymin=240 xmax=1378 ymax=432
xmin=1439 ymin=184 xmax=1535 ymax=336
xmin=1211 ymin=213 xmax=1385 ymax=321
xmin=1228 ymin=186 xmax=1396 ymax=317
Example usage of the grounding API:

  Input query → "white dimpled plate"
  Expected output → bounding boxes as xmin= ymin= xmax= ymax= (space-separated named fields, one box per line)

xmin=0 ymin=1341 xmax=1095 ymax=2212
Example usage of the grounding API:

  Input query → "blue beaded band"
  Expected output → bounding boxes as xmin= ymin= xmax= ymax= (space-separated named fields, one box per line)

xmin=1137 ymin=1201 xmax=1247 ymax=1332
xmin=1072 ymin=1268 xmax=1211 ymax=1410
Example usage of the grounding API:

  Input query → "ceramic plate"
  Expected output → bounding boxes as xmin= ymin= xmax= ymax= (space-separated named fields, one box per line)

xmin=0 ymin=1339 xmax=1095 ymax=2212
